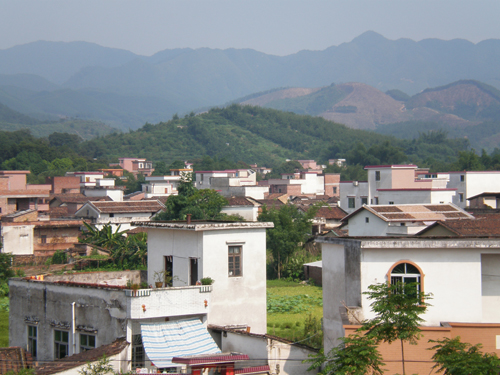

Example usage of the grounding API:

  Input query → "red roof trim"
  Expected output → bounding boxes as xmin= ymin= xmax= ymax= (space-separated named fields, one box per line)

xmin=235 ymin=365 xmax=271 ymax=374
xmin=376 ymin=188 xmax=457 ymax=191
xmin=172 ymin=354 xmax=249 ymax=365
xmin=364 ymin=165 xmax=418 ymax=169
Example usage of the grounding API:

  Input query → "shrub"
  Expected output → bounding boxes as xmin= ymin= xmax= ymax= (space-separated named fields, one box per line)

xmin=52 ymin=251 xmax=67 ymax=265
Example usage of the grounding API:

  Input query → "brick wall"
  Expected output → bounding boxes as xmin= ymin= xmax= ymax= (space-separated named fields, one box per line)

xmin=47 ymin=176 xmax=81 ymax=194
xmin=324 ymin=173 xmax=340 ymax=198
xmin=344 ymin=323 xmax=500 ymax=374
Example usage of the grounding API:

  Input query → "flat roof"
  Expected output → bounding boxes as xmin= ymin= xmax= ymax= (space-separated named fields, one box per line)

xmin=134 ymin=221 xmax=274 ymax=231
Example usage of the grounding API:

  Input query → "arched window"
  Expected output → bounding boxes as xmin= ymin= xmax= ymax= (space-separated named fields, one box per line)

xmin=387 ymin=261 xmax=424 ymax=293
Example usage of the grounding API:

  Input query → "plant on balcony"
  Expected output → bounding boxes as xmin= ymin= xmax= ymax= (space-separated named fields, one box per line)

xmin=153 ymin=270 xmax=173 ymax=288
xmin=201 ymin=277 xmax=214 ymax=285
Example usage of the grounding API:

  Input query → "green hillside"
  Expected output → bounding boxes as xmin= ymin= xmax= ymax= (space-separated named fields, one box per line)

xmin=76 ymin=105 xmax=467 ymax=168
xmin=263 ymin=84 xmax=351 ymax=115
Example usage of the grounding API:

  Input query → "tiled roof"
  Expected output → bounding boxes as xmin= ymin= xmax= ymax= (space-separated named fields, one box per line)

xmin=88 ymin=200 xmax=164 ymax=214
xmin=50 ymin=193 xmax=90 ymax=204
xmin=235 ymin=365 xmax=270 ymax=374
xmin=226 ymin=197 xmax=256 ymax=206
xmin=315 ymin=206 xmax=348 ymax=220
xmin=49 ymin=206 xmax=70 ymax=218
xmin=257 ymin=199 xmax=285 ymax=209
xmin=344 ymin=203 xmax=474 ymax=223
xmin=0 ymin=347 xmax=33 ymax=374
xmin=417 ymin=214 xmax=500 ymax=237
xmin=36 ymin=338 xmax=128 ymax=375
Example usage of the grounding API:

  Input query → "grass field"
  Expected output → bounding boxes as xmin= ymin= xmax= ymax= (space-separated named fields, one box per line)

xmin=267 ymin=279 xmax=323 ymax=348
xmin=0 ymin=297 xmax=9 ymax=347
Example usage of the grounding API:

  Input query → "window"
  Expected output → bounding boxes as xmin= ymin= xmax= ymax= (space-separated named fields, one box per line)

xmin=109 ymin=213 xmax=115 ymax=218
xmin=374 ymin=197 xmax=379 ymax=205
xmin=132 ymin=334 xmax=144 ymax=369
xmin=40 ymin=235 xmax=47 ymax=244
xmin=460 ymin=175 xmax=465 ymax=182
xmin=365 ymin=217 xmax=369 ymax=223
xmin=348 ymin=198 xmax=355 ymax=209
xmin=228 ymin=246 xmax=242 ymax=277
xmin=80 ymin=334 xmax=96 ymax=352
xmin=361 ymin=197 xmax=368 ymax=205
xmin=28 ymin=326 xmax=37 ymax=359
xmin=389 ymin=201 xmax=394 ymax=205
xmin=459 ymin=193 xmax=464 ymax=203
xmin=388 ymin=262 xmax=422 ymax=295
xmin=333 ymin=187 xmax=337 ymax=194
xmin=54 ymin=330 xmax=69 ymax=359
xmin=375 ymin=171 xmax=381 ymax=181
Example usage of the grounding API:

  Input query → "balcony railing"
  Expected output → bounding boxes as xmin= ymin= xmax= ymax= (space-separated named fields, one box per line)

xmin=126 ymin=285 xmax=212 ymax=319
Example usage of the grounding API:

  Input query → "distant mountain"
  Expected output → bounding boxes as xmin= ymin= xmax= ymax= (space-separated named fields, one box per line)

xmin=2 ymin=33 xmax=500 ymax=129
xmin=237 ymin=80 xmax=500 ymax=151
xmin=0 ymin=101 xmax=117 ymax=139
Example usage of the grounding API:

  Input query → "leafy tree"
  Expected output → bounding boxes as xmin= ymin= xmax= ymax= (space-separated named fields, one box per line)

xmin=258 ymin=204 xmax=317 ymax=279
xmin=306 ymin=334 xmax=385 ymax=375
xmin=78 ymin=355 xmax=114 ymax=375
xmin=154 ymin=176 xmax=234 ymax=221
xmin=152 ymin=161 xmax=169 ymax=176
xmin=0 ymin=253 xmax=14 ymax=297
xmin=362 ymin=282 xmax=432 ymax=375
xmin=454 ymin=149 xmax=484 ymax=171
xmin=168 ymin=160 xmax=186 ymax=169
xmin=429 ymin=336 xmax=500 ymax=375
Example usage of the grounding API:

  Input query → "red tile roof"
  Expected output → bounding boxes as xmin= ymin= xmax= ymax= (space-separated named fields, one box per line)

xmin=88 ymin=200 xmax=164 ymax=214
xmin=315 ymin=206 xmax=348 ymax=220
xmin=226 ymin=197 xmax=256 ymax=206
xmin=36 ymin=338 xmax=128 ymax=375
xmin=0 ymin=347 xmax=33 ymax=374
xmin=50 ymin=193 xmax=91 ymax=204
xmin=235 ymin=365 xmax=270 ymax=374
xmin=417 ymin=214 xmax=500 ymax=237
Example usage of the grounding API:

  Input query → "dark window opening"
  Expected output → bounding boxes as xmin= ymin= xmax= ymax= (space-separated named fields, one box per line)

xmin=228 ymin=246 xmax=242 ymax=277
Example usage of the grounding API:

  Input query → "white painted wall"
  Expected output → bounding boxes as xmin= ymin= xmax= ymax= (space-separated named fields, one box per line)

xmin=360 ymin=246 xmax=483 ymax=325
xmin=146 ymin=225 xmax=268 ymax=334
xmin=221 ymin=206 xmax=258 ymax=221
xmin=339 ymin=181 xmax=369 ymax=213
xmin=1 ymin=224 xmax=34 ymax=254
xmin=347 ymin=211 xmax=389 ymax=236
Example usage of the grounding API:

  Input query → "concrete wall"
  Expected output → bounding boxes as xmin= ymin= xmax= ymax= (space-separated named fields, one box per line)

xmin=147 ymin=225 xmax=268 ymax=334
xmin=203 ymin=228 xmax=267 ymax=334
xmin=219 ymin=331 xmax=317 ymax=375
xmin=9 ymin=280 xmax=128 ymax=362
xmin=1 ymin=224 xmax=34 ymax=255
xmin=44 ymin=270 xmax=145 ymax=286
xmin=221 ymin=206 xmax=258 ymax=221
xmin=339 ymin=181 xmax=368 ymax=213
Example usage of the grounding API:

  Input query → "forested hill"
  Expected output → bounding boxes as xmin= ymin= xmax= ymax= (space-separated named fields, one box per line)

xmin=0 ymin=105 xmax=487 ymax=183
xmin=76 ymin=105 xmax=467 ymax=168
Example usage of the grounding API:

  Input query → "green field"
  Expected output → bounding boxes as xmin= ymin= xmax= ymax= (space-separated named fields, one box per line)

xmin=0 ymin=297 xmax=9 ymax=347
xmin=266 ymin=280 xmax=323 ymax=348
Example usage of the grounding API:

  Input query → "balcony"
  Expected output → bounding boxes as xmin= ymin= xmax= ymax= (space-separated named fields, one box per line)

xmin=126 ymin=285 xmax=212 ymax=319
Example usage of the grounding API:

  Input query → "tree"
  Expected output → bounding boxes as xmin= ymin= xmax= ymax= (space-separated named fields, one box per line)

xmin=306 ymin=334 xmax=385 ymax=375
xmin=154 ymin=175 xmax=235 ymax=221
xmin=258 ymin=204 xmax=317 ymax=279
xmin=78 ymin=355 xmax=114 ymax=375
xmin=430 ymin=336 xmax=500 ymax=375
xmin=306 ymin=282 xmax=431 ymax=375
xmin=362 ymin=282 xmax=432 ymax=375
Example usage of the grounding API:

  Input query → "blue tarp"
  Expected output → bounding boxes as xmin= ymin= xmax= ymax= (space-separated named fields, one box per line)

xmin=141 ymin=318 xmax=221 ymax=368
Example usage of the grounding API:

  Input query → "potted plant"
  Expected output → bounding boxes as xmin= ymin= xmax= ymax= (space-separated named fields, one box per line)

xmin=154 ymin=270 xmax=173 ymax=288
xmin=201 ymin=277 xmax=214 ymax=285
xmin=131 ymin=283 xmax=140 ymax=296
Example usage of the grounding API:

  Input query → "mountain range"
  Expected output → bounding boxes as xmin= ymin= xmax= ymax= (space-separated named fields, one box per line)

xmin=2 ymin=32 xmax=500 ymax=130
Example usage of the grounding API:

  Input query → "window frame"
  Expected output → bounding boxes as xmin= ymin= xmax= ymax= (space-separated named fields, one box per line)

xmin=80 ymin=333 xmax=96 ymax=352
xmin=375 ymin=171 xmax=381 ymax=181
xmin=27 ymin=325 xmax=37 ymax=359
xmin=54 ymin=330 xmax=69 ymax=359
xmin=348 ymin=197 xmax=355 ymax=209
xmin=132 ymin=334 xmax=144 ymax=369
xmin=228 ymin=245 xmax=242 ymax=277
xmin=361 ymin=197 xmax=368 ymax=206
xmin=386 ymin=261 xmax=425 ymax=294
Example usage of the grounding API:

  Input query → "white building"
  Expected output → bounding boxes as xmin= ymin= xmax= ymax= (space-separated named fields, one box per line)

xmin=447 ymin=171 xmax=500 ymax=208
xmin=318 ymin=232 xmax=500 ymax=356
xmin=342 ymin=203 xmax=474 ymax=236
xmin=339 ymin=165 xmax=457 ymax=213
xmin=195 ymin=169 xmax=257 ymax=190
xmin=75 ymin=200 xmax=164 ymax=231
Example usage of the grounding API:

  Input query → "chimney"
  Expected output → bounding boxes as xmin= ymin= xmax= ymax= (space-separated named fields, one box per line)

xmin=186 ymin=214 xmax=192 ymax=224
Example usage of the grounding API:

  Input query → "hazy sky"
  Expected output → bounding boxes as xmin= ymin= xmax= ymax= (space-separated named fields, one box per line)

xmin=2 ymin=0 xmax=500 ymax=56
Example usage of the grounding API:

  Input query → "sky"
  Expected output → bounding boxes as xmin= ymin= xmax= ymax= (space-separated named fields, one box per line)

xmin=2 ymin=0 xmax=500 ymax=56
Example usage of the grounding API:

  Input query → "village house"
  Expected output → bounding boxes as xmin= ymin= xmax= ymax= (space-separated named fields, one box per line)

xmin=74 ymin=200 xmax=164 ymax=231
xmin=0 ymin=209 xmax=82 ymax=257
xmin=117 ymin=157 xmax=154 ymax=177
xmin=318 ymin=220 xmax=500 ymax=374
xmin=341 ymin=203 xmax=474 ymax=236
xmin=266 ymin=171 xmax=340 ymax=198
xmin=0 ymin=171 xmax=50 ymax=215
xmin=8 ymin=219 xmax=317 ymax=374
xmin=195 ymin=169 xmax=269 ymax=199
